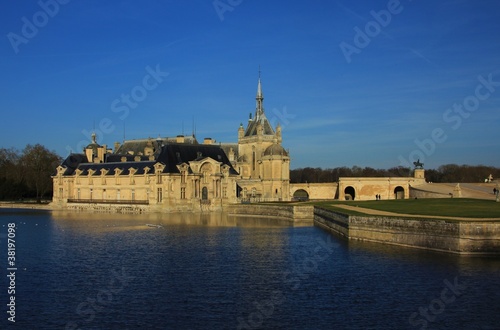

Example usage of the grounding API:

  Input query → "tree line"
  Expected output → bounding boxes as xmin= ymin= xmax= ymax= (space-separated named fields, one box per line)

xmin=1 ymin=142 xmax=498 ymax=201
xmin=0 ymin=144 xmax=61 ymax=202
xmin=290 ymin=165 xmax=500 ymax=184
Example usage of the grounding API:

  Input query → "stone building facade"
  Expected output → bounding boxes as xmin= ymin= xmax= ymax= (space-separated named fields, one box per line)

xmin=222 ymin=77 xmax=290 ymax=202
xmin=52 ymin=76 xmax=291 ymax=212
xmin=52 ymin=134 xmax=240 ymax=212
xmin=52 ymin=75 xmax=429 ymax=210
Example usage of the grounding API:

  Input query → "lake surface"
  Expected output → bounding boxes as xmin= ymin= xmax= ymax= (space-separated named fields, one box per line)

xmin=1 ymin=208 xmax=499 ymax=329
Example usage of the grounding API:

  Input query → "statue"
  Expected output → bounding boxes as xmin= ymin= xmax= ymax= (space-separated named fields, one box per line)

xmin=413 ymin=159 xmax=424 ymax=169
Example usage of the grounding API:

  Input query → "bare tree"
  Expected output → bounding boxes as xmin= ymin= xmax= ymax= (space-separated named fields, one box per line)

xmin=0 ymin=148 xmax=23 ymax=182
xmin=20 ymin=144 xmax=61 ymax=203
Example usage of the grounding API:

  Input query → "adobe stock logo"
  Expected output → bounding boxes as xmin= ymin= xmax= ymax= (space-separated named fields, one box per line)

xmin=64 ymin=64 xmax=169 ymax=157
xmin=339 ymin=0 xmax=410 ymax=64
xmin=213 ymin=0 xmax=243 ymax=21
xmin=7 ymin=0 xmax=71 ymax=54
xmin=237 ymin=235 xmax=337 ymax=329
xmin=268 ymin=106 xmax=296 ymax=129
xmin=409 ymin=276 xmax=467 ymax=329
xmin=398 ymin=71 xmax=500 ymax=169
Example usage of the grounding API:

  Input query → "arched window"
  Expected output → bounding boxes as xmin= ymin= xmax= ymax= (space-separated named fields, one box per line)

xmin=202 ymin=187 xmax=208 ymax=200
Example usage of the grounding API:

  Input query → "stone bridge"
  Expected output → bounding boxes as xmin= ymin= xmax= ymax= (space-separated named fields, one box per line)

xmin=338 ymin=177 xmax=423 ymax=200
xmin=290 ymin=183 xmax=338 ymax=200
xmin=290 ymin=175 xmax=426 ymax=201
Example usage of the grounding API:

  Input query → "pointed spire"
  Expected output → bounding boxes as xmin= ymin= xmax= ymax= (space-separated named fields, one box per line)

xmin=257 ymin=78 xmax=262 ymax=98
xmin=256 ymin=67 xmax=264 ymax=117
xmin=244 ymin=69 xmax=275 ymax=137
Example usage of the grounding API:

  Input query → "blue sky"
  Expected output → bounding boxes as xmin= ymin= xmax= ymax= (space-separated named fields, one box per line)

xmin=1 ymin=0 xmax=499 ymax=169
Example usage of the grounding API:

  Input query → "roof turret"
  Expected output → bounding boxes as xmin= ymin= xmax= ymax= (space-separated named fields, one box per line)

xmin=244 ymin=72 xmax=275 ymax=137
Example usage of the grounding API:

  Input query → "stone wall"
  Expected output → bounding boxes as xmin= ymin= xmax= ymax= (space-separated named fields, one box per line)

xmin=63 ymin=202 xmax=150 ymax=214
xmin=226 ymin=204 xmax=314 ymax=223
xmin=53 ymin=200 xmax=227 ymax=213
xmin=313 ymin=207 xmax=349 ymax=237
xmin=314 ymin=207 xmax=500 ymax=255
xmin=338 ymin=177 xmax=426 ymax=201
xmin=290 ymin=183 xmax=338 ymax=200
xmin=410 ymin=187 xmax=451 ymax=199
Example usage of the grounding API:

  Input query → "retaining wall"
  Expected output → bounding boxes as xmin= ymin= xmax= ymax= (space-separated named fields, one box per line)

xmin=226 ymin=204 xmax=314 ymax=223
xmin=314 ymin=207 xmax=500 ymax=255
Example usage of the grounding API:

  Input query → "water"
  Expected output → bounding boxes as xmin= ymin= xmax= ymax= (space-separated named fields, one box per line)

xmin=1 ymin=208 xmax=499 ymax=329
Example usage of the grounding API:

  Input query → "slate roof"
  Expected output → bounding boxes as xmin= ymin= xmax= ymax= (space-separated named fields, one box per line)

xmin=220 ymin=143 xmax=239 ymax=160
xmin=244 ymin=78 xmax=275 ymax=137
xmin=59 ymin=142 xmax=238 ymax=176
xmin=244 ymin=112 xmax=275 ymax=136
xmin=76 ymin=161 xmax=155 ymax=176
xmin=105 ymin=154 xmax=151 ymax=163
xmin=158 ymin=143 xmax=238 ymax=175
xmin=59 ymin=153 xmax=88 ymax=175
xmin=115 ymin=136 xmax=198 ymax=155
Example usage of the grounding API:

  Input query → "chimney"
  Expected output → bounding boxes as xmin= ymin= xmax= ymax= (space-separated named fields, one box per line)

xmin=203 ymin=137 xmax=213 ymax=145
xmin=176 ymin=135 xmax=185 ymax=143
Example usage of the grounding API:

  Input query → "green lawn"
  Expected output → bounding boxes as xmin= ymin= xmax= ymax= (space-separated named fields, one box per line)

xmin=311 ymin=198 xmax=500 ymax=218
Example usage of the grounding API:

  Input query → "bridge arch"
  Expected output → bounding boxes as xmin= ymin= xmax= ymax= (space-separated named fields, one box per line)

xmin=344 ymin=186 xmax=356 ymax=200
xmin=394 ymin=186 xmax=405 ymax=199
xmin=292 ymin=189 xmax=309 ymax=201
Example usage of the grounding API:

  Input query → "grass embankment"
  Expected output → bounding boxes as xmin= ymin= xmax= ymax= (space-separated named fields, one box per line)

xmin=310 ymin=198 xmax=500 ymax=219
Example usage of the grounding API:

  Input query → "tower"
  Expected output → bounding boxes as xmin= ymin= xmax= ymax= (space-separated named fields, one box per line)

xmin=236 ymin=72 xmax=290 ymax=201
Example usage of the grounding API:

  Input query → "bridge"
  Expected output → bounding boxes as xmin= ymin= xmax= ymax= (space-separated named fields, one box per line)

xmin=290 ymin=183 xmax=338 ymax=200
xmin=290 ymin=175 xmax=427 ymax=201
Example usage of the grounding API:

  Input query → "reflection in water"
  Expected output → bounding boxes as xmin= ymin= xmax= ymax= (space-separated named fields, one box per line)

xmin=50 ymin=210 xmax=304 ymax=229
xmin=0 ymin=209 xmax=499 ymax=329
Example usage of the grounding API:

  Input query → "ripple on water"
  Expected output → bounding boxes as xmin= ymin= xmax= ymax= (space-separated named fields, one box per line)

xmin=0 ymin=209 xmax=499 ymax=329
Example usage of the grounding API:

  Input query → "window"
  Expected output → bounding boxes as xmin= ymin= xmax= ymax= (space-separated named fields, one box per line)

xmin=131 ymin=189 xmax=135 ymax=201
xmin=181 ymin=187 xmax=186 ymax=199
xmin=157 ymin=188 xmax=163 ymax=203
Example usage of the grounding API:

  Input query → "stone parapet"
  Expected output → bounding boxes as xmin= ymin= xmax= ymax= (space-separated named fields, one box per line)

xmin=314 ymin=207 xmax=500 ymax=255
xmin=226 ymin=204 xmax=314 ymax=223
xmin=62 ymin=202 xmax=150 ymax=214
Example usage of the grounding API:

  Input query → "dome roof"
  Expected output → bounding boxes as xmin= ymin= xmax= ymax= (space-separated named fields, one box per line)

xmin=264 ymin=144 xmax=288 ymax=156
